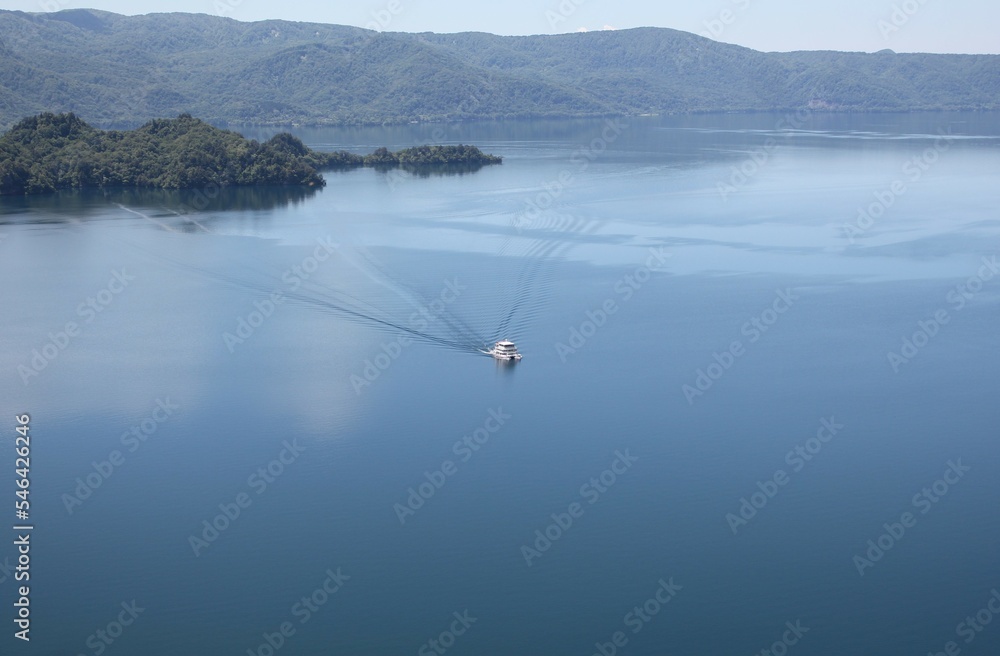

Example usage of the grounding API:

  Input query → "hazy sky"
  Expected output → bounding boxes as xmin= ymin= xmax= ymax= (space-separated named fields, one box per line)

xmin=6 ymin=0 xmax=998 ymax=54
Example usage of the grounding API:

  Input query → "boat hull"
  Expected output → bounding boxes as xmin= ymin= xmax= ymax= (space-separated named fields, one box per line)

xmin=484 ymin=341 xmax=523 ymax=361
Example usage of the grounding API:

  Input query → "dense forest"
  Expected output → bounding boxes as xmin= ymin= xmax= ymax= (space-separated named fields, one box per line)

xmin=0 ymin=9 xmax=998 ymax=128
xmin=0 ymin=113 xmax=502 ymax=195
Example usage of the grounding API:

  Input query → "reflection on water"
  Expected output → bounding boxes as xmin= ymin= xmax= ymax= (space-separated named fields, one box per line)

xmin=373 ymin=161 xmax=496 ymax=178
xmin=494 ymin=357 xmax=520 ymax=375
xmin=0 ymin=185 xmax=320 ymax=224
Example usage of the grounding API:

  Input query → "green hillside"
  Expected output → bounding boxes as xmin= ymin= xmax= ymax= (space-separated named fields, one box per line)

xmin=0 ymin=9 xmax=997 ymax=128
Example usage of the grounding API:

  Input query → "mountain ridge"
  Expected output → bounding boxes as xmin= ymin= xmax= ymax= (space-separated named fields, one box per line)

xmin=1 ymin=9 xmax=997 ymax=129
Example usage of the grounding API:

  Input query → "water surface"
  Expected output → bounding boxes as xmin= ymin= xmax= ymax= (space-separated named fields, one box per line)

xmin=1 ymin=113 xmax=999 ymax=655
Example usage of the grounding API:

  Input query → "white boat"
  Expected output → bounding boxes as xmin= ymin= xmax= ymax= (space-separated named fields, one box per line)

xmin=485 ymin=340 xmax=523 ymax=361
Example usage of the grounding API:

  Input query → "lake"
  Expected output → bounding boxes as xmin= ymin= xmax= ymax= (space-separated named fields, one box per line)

xmin=2 ymin=113 xmax=999 ymax=655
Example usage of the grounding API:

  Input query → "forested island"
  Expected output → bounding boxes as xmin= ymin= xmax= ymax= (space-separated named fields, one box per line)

xmin=0 ymin=113 xmax=502 ymax=195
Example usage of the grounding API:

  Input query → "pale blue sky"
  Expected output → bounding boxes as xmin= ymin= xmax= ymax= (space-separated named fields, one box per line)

xmin=6 ymin=0 xmax=998 ymax=54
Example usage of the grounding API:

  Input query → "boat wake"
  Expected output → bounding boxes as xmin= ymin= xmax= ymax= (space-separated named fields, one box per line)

xmin=118 ymin=233 xmax=491 ymax=356
xmin=111 ymin=195 xmax=604 ymax=360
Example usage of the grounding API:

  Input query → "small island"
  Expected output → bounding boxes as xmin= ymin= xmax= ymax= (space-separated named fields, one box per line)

xmin=0 ymin=113 xmax=502 ymax=196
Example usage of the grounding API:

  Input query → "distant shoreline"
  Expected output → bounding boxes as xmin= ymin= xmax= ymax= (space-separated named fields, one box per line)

xmin=2 ymin=10 xmax=996 ymax=130
xmin=76 ymin=108 xmax=1000 ymax=134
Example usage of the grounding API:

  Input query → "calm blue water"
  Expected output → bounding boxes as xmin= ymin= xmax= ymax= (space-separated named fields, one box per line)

xmin=2 ymin=114 xmax=999 ymax=655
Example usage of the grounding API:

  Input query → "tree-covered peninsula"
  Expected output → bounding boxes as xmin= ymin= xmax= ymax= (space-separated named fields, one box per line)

xmin=0 ymin=113 xmax=502 ymax=195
